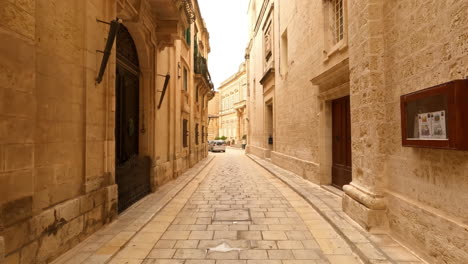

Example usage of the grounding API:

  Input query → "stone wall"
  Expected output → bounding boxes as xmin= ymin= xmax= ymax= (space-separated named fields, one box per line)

xmin=0 ymin=236 xmax=4 ymax=263
xmin=246 ymin=0 xmax=468 ymax=262
xmin=0 ymin=0 xmax=212 ymax=263
xmin=246 ymin=0 xmax=349 ymax=183
xmin=381 ymin=0 xmax=468 ymax=262
xmin=0 ymin=0 xmax=118 ymax=262
xmin=344 ymin=0 xmax=388 ymax=231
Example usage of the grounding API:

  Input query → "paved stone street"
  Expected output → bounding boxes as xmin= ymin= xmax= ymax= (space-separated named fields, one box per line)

xmin=53 ymin=148 xmax=423 ymax=264
xmin=115 ymin=149 xmax=359 ymax=264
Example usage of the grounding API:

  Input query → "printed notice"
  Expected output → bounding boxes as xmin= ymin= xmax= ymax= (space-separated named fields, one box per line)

xmin=417 ymin=111 xmax=447 ymax=139
xmin=418 ymin=113 xmax=432 ymax=139
xmin=431 ymin=111 xmax=446 ymax=139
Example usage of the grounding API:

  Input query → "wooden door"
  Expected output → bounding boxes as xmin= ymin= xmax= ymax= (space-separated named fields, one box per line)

xmin=332 ymin=96 xmax=352 ymax=189
xmin=115 ymin=25 xmax=150 ymax=213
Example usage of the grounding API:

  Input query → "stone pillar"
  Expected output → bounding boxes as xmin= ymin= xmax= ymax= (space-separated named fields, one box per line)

xmin=344 ymin=0 xmax=388 ymax=231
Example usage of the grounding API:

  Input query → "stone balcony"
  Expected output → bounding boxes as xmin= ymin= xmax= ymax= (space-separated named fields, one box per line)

xmin=149 ymin=0 xmax=195 ymax=48
xmin=194 ymin=54 xmax=214 ymax=90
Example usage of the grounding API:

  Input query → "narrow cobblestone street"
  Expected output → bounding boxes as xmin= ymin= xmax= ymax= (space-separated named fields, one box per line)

xmin=112 ymin=148 xmax=363 ymax=264
xmin=52 ymin=149 xmax=365 ymax=264
xmin=52 ymin=148 xmax=425 ymax=264
xmin=139 ymin=150 xmax=360 ymax=264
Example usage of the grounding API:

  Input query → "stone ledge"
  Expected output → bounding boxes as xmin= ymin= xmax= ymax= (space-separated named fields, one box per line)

xmin=247 ymin=154 xmax=425 ymax=264
xmin=51 ymin=155 xmax=215 ymax=264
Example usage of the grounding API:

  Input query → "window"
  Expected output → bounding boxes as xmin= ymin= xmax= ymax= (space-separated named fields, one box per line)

xmin=183 ymin=67 xmax=188 ymax=91
xmin=202 ymin=126 xmax=205 ymax=143
xmin=184 ymin=27 xmax=191 ymax=45
xmin=262 ymin=8 xmax=274 ymax=70
xmin=252 ymin=80 xmax=256 ymax=100
xmin=322 ymin=0 xmax=347 ymax=59
xmin=332 ymin=0 xmax=344 ymax=44
xmin=195 ymin=123 xmax=199 ymax=145
xmin=196 ymin=85 xmax=199 ymax=102
xmin=264 ymin=23 xmax=273 ymax=62
xmin=281 ymin=29 xmax=289 ymax=74
xmin=183 ymin=119 xmax=188 ymax=147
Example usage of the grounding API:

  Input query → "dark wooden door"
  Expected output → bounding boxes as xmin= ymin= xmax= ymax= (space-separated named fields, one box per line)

xmin=115 ymin=25 xmax=150 ymax=213
xmin=332 ymin=96 xmax=352 ymax=189
xmin=115 ymin=66 xmax=139 ymax=163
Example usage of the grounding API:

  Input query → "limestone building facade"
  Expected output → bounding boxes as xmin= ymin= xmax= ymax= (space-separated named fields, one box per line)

xmin=0 ymin=0 xmax=213 ymax=262
xmin=246 ymin=0 xmax=468 ymax=263
xmin=207 ymin=92 xmax=220 ymax=141
xmin=218 ymin=63 xmax=248 ymax=145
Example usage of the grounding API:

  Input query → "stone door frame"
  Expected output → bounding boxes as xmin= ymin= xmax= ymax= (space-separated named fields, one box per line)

xmin=318 ymin=81 xmax=350 ymax=186
xmin=109 ymin=17 xmax=158 ymax=192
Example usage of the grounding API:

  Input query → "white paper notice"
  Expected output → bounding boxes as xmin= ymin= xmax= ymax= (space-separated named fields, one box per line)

xmin=418 ymin=113 xmax=432 ymax=139
xmin=431 ymin=111 xmax=446 ymax=139
xmin=417 ymin=111 xmax=447 ymax=139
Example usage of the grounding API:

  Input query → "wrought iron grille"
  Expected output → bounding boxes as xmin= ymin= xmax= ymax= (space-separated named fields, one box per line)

xmin=194 ymin=54 xmax=214 ymax=89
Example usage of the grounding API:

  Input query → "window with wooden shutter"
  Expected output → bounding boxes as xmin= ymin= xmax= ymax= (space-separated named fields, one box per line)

xmin=183 ymin=119 xmax=188 ymax=148
xmin=195 ymin=123 xmax=199 ymax=145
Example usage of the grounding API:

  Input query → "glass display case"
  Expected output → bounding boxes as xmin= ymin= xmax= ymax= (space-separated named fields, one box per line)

xmin=400 ymin=79 xmax=468 ymax=150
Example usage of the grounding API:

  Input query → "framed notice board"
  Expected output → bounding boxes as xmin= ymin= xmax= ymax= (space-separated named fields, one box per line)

xmin=400 ymin=79 xmax=468 ymax=150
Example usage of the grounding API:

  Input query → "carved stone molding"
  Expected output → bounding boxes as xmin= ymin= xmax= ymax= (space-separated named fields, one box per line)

xmin=117 ymin=0 xmax=141 ymax=21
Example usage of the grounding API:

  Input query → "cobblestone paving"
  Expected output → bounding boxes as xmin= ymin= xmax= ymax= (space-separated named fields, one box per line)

xmin=248 ymin=154 xmax=425 ymax=264
xmin=109 ymin=150 xmax=361 ymax=264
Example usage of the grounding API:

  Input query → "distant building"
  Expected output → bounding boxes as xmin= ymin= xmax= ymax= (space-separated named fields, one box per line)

xmin=218 ymin=63 xmax=247 ymax=145
xmin=207 ymin=92 xmax=220 ymax=141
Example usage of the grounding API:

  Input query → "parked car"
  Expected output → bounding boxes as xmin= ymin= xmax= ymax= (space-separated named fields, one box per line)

xmin=208 ymin=140 xmax=215 ymax=151
xmin=211 ymin=140 xmax=226 ymax=152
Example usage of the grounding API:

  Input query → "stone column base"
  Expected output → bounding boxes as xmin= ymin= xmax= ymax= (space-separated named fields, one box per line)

xmin=343 ymin=184 xmax=388 ymax=233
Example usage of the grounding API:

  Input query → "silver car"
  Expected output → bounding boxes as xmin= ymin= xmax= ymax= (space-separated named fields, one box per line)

xmin=211 ymin=140 xmax=226 ymax=152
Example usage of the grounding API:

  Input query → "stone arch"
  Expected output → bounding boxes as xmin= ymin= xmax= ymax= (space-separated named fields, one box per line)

xmin=120 ymin=22 xmax=155 ymax=159
xmin=114 ymin=21 xmax=157 ymax=212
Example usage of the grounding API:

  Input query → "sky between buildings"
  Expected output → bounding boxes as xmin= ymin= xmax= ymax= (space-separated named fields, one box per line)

xmin=198 ymin=0 xmax=250 ymax=89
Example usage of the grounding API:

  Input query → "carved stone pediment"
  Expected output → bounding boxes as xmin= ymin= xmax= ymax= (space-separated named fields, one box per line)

xmin=311 ymin=58 xmax=349 ymax=92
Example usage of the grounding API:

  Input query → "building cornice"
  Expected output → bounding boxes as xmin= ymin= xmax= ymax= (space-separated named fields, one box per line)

xmin=218 ymin=65 xmax=246 ymax=90
xmin=252 ymin=0 xmax=271 ymax=37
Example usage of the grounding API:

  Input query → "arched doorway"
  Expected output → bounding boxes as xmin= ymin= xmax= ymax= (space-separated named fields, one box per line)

xmin=115 ymin=25 xmax=150 ymax=213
